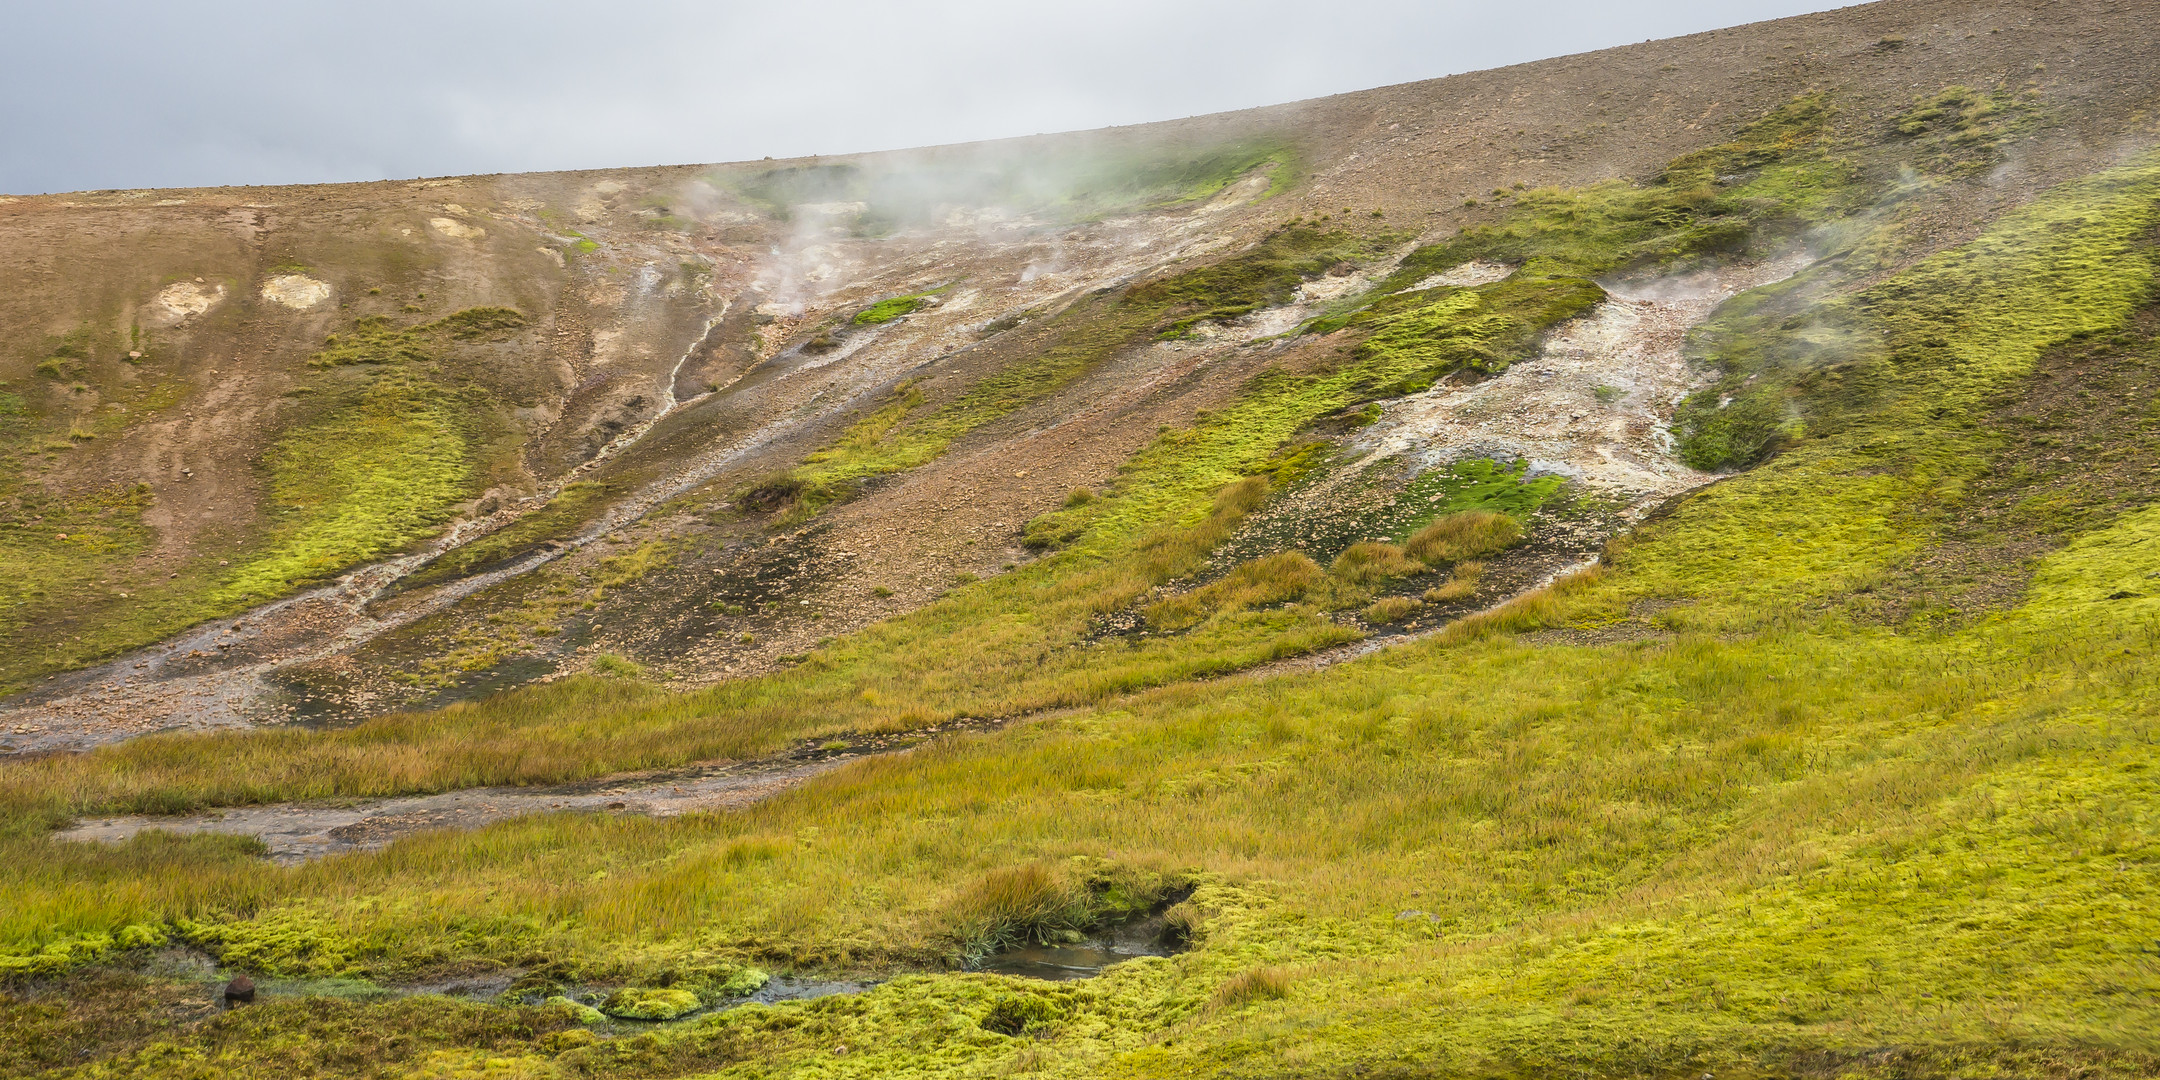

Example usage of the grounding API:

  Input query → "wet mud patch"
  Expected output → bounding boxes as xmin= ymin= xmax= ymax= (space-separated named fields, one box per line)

xmin=973 ymin=902 xmax=1191 ymax=981
xmin=976 ymin=885 xmax=1200 ymax=980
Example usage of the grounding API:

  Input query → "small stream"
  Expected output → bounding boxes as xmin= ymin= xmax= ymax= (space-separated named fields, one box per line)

xmin=975 ymin=908 xmax=1187 ymax=981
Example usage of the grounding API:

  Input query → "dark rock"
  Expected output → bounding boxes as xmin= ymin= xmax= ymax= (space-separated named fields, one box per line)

xmin=224 ymin=975 xmax=256 ymax=1003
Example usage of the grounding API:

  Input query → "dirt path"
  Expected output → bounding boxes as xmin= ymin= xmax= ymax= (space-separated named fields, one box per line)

xmin=53 ymin=549 xmax=1611 ymax=864
xmin=53 ymin=720 xmax=1003 ymax=863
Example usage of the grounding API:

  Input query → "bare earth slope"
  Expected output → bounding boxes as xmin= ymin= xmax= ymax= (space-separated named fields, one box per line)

xmin=6 ymin=0 xmax=2155 ymax=750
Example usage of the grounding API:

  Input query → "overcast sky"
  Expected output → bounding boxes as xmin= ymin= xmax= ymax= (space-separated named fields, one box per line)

xmin=1 ymin=0 xmax=1858 ymax=195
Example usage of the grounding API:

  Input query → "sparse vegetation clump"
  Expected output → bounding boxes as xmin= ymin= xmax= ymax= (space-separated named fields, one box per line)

xmin=1146 ymin=550 xmax=1322 ymax=630
xmin=1359 ymin=594 xmax=1420 ymax=623
xmin=1424 ymin=560 xmax=1483 ymax=603
xmin=599 ymin=986 xmax=699 ymax=1020
xmin=1403 ymin=509 xmax=1521 ymax=565
xmin=852 ymin=291 xmax=936 ymax=325
xmin=1210 ymin=966 xmax=1294 ymax=1010
xmin=1328 ymin=540 xmax=1425 ymax=584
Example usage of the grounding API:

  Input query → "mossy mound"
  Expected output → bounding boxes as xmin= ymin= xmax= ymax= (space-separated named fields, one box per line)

xmin=599 ymin=986 xmax=701 ymax=1021
xmin=543 ymin=995 xmax=607 ymax=1025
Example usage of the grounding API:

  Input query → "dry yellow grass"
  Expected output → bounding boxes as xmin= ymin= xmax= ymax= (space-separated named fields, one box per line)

xmin=1404 ymin=510 xmax=1521 ymax=565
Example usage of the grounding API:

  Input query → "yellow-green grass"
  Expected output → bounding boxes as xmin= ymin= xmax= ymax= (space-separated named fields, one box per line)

xmin=8 ymin=513 xmax=2158 ymax=1075
xmin=1403 ymin=510 xmax=1520 ymax=565
xmin=213 ymin=372 xmax=473 ymax=606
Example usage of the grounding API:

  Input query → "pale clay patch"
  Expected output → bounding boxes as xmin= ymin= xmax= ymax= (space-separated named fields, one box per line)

xmin=1404 ymin=260 xmax=1516 ymax=292
xmin=429 ymin=217 xmax=485 ymax=241
xmin=153 ymin=281 xmax=225 ymax=321
xmin=261 ymin=275 xmax=332 ymax=310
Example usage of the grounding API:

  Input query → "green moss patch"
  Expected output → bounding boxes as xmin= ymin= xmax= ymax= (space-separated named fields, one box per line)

xmin=853 ymin=291 xmax=937 ymax=325
xmin=599 ymin=986 xmax=700 ymax=1021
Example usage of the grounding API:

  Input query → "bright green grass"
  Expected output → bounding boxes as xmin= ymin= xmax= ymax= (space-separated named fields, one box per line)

xmin=214 ymin=373 xmax=471 ymax=605
xmin=852 ymin=292 xmax=938 ymax=326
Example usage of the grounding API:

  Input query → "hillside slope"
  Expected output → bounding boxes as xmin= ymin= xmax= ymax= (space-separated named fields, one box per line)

xmin=3 ymin=0 xmax=2160 ymax=1076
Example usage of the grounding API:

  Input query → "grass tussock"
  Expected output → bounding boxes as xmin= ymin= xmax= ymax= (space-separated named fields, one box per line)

xmin=1360 ymin=594 xmax=1422 ymax=624
xmin=1404 ymin=510 xmax=1521 ymax=565
xmin=1328 ymin=541 xmax=1426 ymax=585
xmin=1437 ymin=564 xmax=1607 ymax=644
xmin=1146 ymin=551 xmax=1323 ymax=631
xmin=1210 ymin=966 xmax=1294 ymax=1010
xmin=941 ymin=864 xmax=1089 ymax=962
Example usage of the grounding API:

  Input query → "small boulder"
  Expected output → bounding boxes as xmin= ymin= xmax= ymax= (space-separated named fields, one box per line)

xmin=223 ymin=975 xmax=256 ymax=1004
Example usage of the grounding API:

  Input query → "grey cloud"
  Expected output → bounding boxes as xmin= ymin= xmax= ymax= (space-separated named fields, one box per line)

xmin=0 ymin=0 xmax=1853 ymax=194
